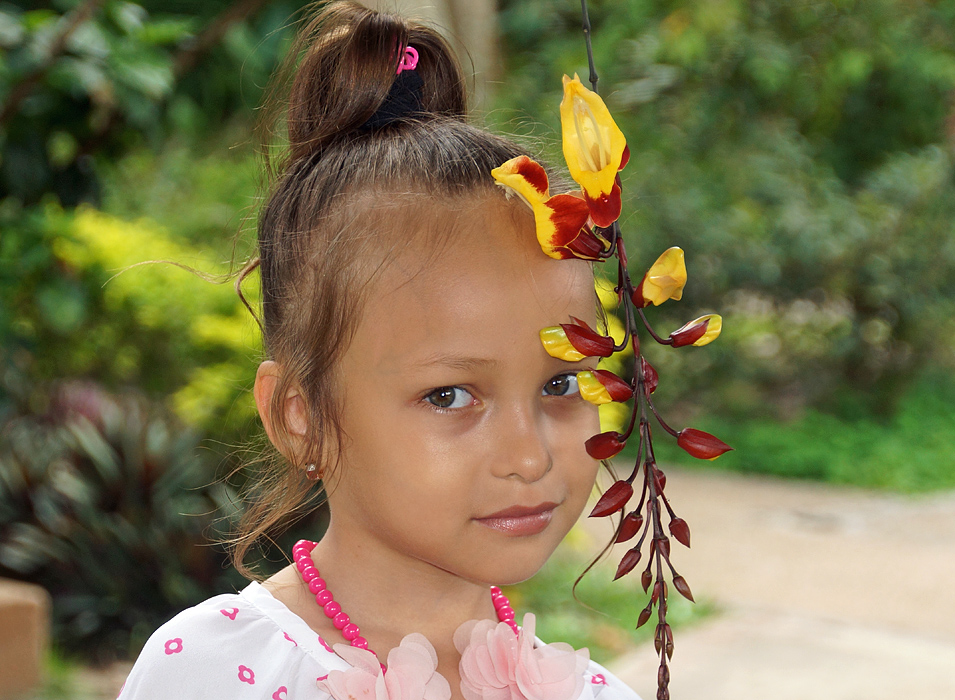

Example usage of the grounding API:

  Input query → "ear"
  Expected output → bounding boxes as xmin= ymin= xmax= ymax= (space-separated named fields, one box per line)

xmin=254 ymin=361 xmax=309 ymax=459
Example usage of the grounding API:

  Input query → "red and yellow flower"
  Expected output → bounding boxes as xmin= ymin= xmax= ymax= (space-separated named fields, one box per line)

xmin=491 ymin=156 xmax=605 ymax=260
xmin=577 ymin=369 xmax=633 ymax=405
xmin=539 ymin=318 xmax=615 ymax=361
xmin=560 ymin=74 xmax=629 ymax=228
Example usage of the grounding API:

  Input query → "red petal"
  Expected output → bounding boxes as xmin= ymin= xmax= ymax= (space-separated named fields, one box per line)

xmin=545 ymin=194 xmax=591 ymax=245
xmin=589 ymin=479 xmax=633 ymax=517
xmin=594 ymin=369 xmax=633 ymax=401
xmin=669 ymin=319 xmax=709 ymax=347
xmin=619 ymin=144 xmax=630 ymax=171
xmin=583 ymin=181 xmax=622 ymax=228
xmin=561 ymin=320 xmax=615 ymax=358
xmin=630 ymin=278 xmax=650 ymax=309
xmin=584 ymin=431 xmax=626 ymax=460
xmin=613 ymin=546 xmax=642 ymax=580
xmin=512 ymin=155 xmax=549 ymax=197
xmin=564 ymin=229 xmax=606 ymax=260
xmin=677 ymin=428 xmax=733 ymax=460
xmin=640 ymin=357 xmax=659 ymax=395
xmin=669 ymin=517 xmax=691 ymax=548
xmin=615 ymin=510 xmax=645 ymax=543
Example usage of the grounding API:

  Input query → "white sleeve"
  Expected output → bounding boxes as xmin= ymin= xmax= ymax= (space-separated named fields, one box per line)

xmin=585 ymin=659 xmax=643 ymax=700
xmin=118 ymin=594 xmax=328 ymax=700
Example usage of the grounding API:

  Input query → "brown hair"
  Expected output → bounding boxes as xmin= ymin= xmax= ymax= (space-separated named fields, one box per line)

xmin=232 ymin=1 xmax=535 ymax=576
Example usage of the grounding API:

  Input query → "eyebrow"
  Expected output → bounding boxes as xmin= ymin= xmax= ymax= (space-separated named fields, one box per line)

xmin=410 ymin=354 xmax=500 ymax=371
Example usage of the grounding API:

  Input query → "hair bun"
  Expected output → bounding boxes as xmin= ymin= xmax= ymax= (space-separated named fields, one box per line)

xmin=275 ymin=1 xmax=468 ymax=165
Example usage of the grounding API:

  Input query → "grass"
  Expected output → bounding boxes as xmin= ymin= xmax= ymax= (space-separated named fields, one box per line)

xmin=650 ymin=371 xmax=955 ymax=493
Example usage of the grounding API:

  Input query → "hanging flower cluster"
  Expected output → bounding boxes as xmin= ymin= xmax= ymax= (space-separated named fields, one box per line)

xmin=492 ymin=69 xmax=732 ymax=700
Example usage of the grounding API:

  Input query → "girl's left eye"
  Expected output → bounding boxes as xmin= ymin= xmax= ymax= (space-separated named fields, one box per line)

xmin=424 ymin=386 xmax=475 ymax=409
xmin=543 ymin=373 xmax=579 ymax=397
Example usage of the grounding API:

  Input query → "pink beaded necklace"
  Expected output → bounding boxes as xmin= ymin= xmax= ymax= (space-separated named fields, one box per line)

xmin=293 ymin=539 xmax=518 ymax=654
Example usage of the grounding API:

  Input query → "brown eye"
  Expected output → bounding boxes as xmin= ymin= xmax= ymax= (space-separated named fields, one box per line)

xmin=425 ymin=387 xmax=472 ymax=409
xmin=543 ymin=373 xmax=579 ymax=397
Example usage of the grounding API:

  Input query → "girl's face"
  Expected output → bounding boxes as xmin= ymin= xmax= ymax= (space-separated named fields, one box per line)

xmin=325 ymin=197 xmax=601 ymax=586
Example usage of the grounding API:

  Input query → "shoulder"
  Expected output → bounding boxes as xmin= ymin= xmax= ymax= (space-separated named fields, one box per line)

xmin=118 ymin=582 xmax=336 ymax=700
xmin=581 ymin=658 xmax=643 ymax=700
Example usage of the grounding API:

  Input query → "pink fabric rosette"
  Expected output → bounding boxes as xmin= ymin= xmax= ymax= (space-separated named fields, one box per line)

xmin=453 ymin=613 xmax=590 ymax=700
xmin=317 ymin=633 xmax=451 ymax=700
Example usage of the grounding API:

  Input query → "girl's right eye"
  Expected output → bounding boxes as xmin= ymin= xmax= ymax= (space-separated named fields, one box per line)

xmin=424 ymin=386 xmax=474 ymax=410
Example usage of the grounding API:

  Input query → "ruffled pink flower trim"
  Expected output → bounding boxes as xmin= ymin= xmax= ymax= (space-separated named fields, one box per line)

xmin=316 ymin=614 xmax=589 ymax=700
xmin=454 ymin=613 xmax=590 ymax=700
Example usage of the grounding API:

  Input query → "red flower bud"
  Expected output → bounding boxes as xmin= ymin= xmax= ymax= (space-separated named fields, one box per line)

xmin=636 ymin=602 xmax=653 ymax=629
xmin=641 ymin=568 xmax=652 ymax=593
xmin=668 ymin=319 xmax=709 ymax=347
xmin=562 ymin=317 xmax=615 ymax=358
xmin=615 ymin=510 xmax=644 ymax=543
xmin=593 ymin=369 xmax=633 ymax=401
xmin=677 ymin=428 xmax=733 ymax=460
xmin=589 ymin=479 xmax=633 ymax=517
xmin=668 ymin=517 xmax=691 ymax=548
xmin=584 ymin=431 xmax=626 ymax=460
xmin=673 ymin=575 xmax=694 ymax=602
xmin=640 ymin=357 xmax=659 ymax=395
xmin=613 ymin=546 xmax=642 ymax=580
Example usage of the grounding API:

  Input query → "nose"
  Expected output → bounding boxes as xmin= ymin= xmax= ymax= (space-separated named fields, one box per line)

xmin=494 ymin=405 xmax=553 ymax=483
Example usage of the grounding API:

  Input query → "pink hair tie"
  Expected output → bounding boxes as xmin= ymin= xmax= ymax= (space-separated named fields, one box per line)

xmin=396 ymin=45 xmax=418 ymax=75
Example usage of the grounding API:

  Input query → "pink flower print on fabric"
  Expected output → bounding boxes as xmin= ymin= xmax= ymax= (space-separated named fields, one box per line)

xmin=317 ymin=635 xmax=334 ymax=654
xmin=272 ymin=686 xmax=288 ymax=700
xmin=238 ymin=665 xmax=255 ymax=685
xmin=316 ymin=633 xmax=451 ymax=700
xmin=220 ymin=607 xmax=239 ymax=620
xmin=163 ymin=638 xmax=183 ymax=655
xmin=454 ymin=613 xmax=590 ymax=700
xmin=591 ymin=674 xmax=607 ymax=685
xmin=284 ymin=631 xmax=298 ymax=646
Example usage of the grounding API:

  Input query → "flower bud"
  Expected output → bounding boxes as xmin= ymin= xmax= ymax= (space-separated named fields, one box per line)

xmin=669 ymin=314 xmax=722 ymax=347
xmin=584 ymin=431 xmax=626 ymax=460
xmin=540 ymin=319 xmax=615 ymax=361
xmin=676 ymin=428 xmax=733 ymax=460
xmin=589 ymin=479 xmax=633 ymax=517
xmin=633 ymin=247 xmax=687 ymax=308
xmin=577 ymin=369 xmax=633 ymax=405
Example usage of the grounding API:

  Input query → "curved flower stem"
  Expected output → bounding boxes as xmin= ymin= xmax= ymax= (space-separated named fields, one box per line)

xmin=638 ymin=308 xmax=672 ymax=345
xmin=647 ymin=395 xmax=679 ymax=437
xmin=580 ymin=0 xmax=599 ymax=93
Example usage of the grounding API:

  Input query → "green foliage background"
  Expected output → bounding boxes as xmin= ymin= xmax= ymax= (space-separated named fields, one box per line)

xmin=2 ymin=0 xmax=955 ymax=661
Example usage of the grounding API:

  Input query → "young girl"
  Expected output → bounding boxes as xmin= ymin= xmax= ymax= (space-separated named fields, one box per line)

xmin=119 ymin=3 xmax=640 ymax=699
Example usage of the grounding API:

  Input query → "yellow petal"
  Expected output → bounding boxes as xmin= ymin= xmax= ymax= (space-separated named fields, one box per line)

xmin=560 ymin=75 xmax=627 ymax=201
xmin=690 ymin=314 xmax=722 ymax=346
xmin=491 ymin=156 xmax=550 ymax=210
xmin=539 ymin=326 xmax=585 ymax=361
xmin=577 ymin=371 xmax=613 ymax=405
xmin=641 ymin=247 xmax=687 ymax=306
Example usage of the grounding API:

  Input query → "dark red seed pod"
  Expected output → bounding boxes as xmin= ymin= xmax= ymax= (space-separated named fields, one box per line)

xmin=641 ymin=357 xmax=659 ymax=395
xmin=673 ymin=575 xmax=695 ymax=602
xmin=651 ymin=581 xmax=662 ymax=603
xmin=589 ymin=479 xmax=633 ymax=518
xmin=657 ymin=664 xmax=670 ymax=688
xmin=669 ymin=318 xmax=710 ymax=347
xmin=656 ymin=536 xmax=671 ymax=560
xmin=613 ymin=546 xmax=642 ymax=580
xmin=585 ymin=431 xmax=626 ymax=460
xmin=669 ymin=517 xmax=691 ymax=548
xmin=641 ymin=567 xmax=653 ymax=593
xmin=615 ymin=511 xmax=644 ymax=543
xmin=677 ymin=428 xmax=733 ymax=460
xmin=652 ymin=467 xmax=667 ymax=493
xmin=636 ymin=603 xmax=653 ymax=629
xmin=656 ymin=687 xmax=669 ymax=700
xmin=654 ymin=623 xmax=664 ymax=654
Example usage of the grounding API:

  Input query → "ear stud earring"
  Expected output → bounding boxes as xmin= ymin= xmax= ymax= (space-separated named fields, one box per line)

xmin=305 ymin=463 xmax=322 ymax=481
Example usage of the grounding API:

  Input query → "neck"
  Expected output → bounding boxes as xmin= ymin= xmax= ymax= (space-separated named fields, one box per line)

xmin=307 ymin=518 xmax=499 ymax=658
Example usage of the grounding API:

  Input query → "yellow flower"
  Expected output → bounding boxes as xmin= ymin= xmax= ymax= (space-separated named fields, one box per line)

xmin=492 ymin=156 xmax=604 ymax=260
xmin=634 ymin=247 xmax=687 ymax=308
xmin=577 ymin=369 xmax=633 ymax=406
xmin=539 ymin=326 xmax=585 ymax=362
xmin=560 ymin=74 xmax=629 ymax=227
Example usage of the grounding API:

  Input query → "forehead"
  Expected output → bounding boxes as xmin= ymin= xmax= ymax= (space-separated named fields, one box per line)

xmin=350 ymin=196 xmax=596 ymax=369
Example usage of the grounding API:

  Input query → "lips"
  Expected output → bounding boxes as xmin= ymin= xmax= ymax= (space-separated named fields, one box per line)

xmin=475 ymin=502 xmax=559 ymax=536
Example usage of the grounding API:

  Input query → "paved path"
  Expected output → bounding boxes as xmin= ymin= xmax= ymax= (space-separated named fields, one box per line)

xmin=590 ymin=467 xmax=955 ymax=700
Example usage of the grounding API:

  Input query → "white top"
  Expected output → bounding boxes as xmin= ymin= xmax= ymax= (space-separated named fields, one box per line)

xmin=119 ymin=581 xmax=641 ymax=700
